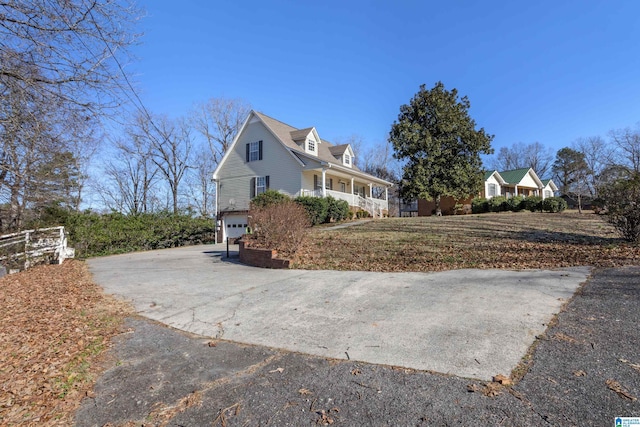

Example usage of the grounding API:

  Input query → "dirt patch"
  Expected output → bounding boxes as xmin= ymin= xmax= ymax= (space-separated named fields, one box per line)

xmin=293 ymin=212 xmax=639 ymax=271
xmin=0 ymin=261 xmax=130 ymax=426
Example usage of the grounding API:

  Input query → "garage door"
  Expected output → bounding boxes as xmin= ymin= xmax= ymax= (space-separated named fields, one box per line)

xmin=224 ymin=214 xmax=248 ymax=240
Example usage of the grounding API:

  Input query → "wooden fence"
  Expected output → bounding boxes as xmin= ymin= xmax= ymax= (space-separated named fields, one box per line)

xmin=0 ymin=226 xmax=75 ymax=273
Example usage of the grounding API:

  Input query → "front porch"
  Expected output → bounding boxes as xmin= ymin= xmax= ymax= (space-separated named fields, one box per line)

xmin=299 ymin=170 xmax=389 ymax=217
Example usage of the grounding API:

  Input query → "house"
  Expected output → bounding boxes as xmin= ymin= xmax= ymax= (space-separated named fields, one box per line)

xmin=541 ymin=179 xmax=559 ymax=199
xmin=413 ymin=168 xmax=556 ymax=216
xmin=212 ymin=111 xmax=393 ymax=242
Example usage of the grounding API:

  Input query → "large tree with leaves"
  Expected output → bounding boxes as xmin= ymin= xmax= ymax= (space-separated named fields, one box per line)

xmin=389 ymin=82 xmax=494 ymax=215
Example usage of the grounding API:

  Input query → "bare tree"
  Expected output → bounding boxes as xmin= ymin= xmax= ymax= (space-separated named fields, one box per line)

xmin=192 ymin=97 xmax=251 ymax=165
xmin=141 ymin=116 xmax=193 ymax=215
xmin=1 ymin=0 xmax=141 ymax=113
xmin=609 ymin=125 xmax=640 ymax=174
xmin=184 ymin=145 xmax=216 ymax=217
xmin=572 ymin=136 xmax=615 ymax=197
xmin=99 ymin=133 xmax=159 ymax=215
xmin=492 ymin=141 xmax=554 ymax=178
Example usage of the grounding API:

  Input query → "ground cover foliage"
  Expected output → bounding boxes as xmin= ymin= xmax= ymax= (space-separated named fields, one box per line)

xmin=0 ymin=261 xmax=130 ymax=426
xmin=293 ymin=211 xmax=639 ymax=271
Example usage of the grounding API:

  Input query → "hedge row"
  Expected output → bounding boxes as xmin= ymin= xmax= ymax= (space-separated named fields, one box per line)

xmin=251 ymin=190 xmax=352 ymax=225
xmin=472 ymin=195 xmax=567 ymax=214
xmin=64 ymin=211 xmax=215 ymax=258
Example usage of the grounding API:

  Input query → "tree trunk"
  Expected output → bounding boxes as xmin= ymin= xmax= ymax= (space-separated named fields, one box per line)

xmin=577 ymin=194 xmax=583 ymax=214
xmin=435 ymin=194 xmax=442 ymax=216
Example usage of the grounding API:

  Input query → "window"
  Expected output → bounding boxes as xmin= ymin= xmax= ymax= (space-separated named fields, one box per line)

xmin=246 ymin=140 xmax=263 ymax=162
xmin=307 ymin=138 xmax=315 ymax=152
xmin=488 ymin=183 xmax=497 ymax=197
xmin=344 ymin=153 xmax=351 ymax=165
xmin=256 ymin=176 xmax=266 ymax=195
xmin=545 ymin=190 xmax=552 ymax=198
xmin=250 ymin=175 xmax=269 ymax=198
xmin=340 ymin=182 xmax=346 ymax=193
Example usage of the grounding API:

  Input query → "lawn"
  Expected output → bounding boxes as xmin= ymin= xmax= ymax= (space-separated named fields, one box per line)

xmin=293 ymin=211 xmax=640 ymax=271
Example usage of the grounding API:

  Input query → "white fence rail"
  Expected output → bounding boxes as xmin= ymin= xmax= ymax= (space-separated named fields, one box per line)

xmin=0 ymin=226 xmax=75 ymax=273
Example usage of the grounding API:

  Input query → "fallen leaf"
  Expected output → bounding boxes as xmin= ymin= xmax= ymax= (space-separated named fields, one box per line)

xmin=606 ymin=379 xmax=637 ymax=401
xmin=269 ymin=367 xmax=284 ymax=374
xmin=467 ymin=384 xmax=480 ymax=393
xmin=492 ymin=374 xmax=512 ymax=386
xmin=298 ymin=388 xmax=313 ymax=396
xmin=351 ymin=368 xmax=362 ymax=376
xmin=573 ymin=370 xmax=587 ymax=377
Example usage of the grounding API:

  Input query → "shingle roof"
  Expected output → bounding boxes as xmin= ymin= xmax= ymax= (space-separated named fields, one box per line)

xmin=329 ymin=144 xmax=349 ymax=157
xmin=499 ymin=168 xmax=531 ymax=184
xmin=484 ymin=170 xmax=497 ymax=180
xmin=253 ymin=111 xmax=392 ymax=185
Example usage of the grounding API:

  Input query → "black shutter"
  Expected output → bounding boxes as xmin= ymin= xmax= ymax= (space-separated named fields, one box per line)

xmin=265 ymin=175 xmax=270 ymax=189
xmin=250 ymin=177 xmax=255 ymax=199
xmin=314 ymin=175 xmax=318 ymax=190
xmin=246 ymin=143 xmax=250 ymax=162
xmin=329 ymin=178 xmax=333 ymax=190
xmin=258 ymin=140 xmax=263 ymax=160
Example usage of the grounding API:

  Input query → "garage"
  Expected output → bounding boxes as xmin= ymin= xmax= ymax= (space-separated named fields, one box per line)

xmin=223 ymin=214 xmax=248 ymax=240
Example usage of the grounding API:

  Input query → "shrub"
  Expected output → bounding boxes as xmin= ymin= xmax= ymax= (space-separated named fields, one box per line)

xmin=542 ymin=197 xmax=568 ymax=213
xmin=250 ymin=189 xmax=290 ymax=209
xmin=356 ymin=210 xmax=371 ymax=219
xmin=294 ymin=196 xmax=328 ymax=225
xmin=488 ymin=196 xmax=507 ymax=212
xmin=65 ymin=211 xmax=216 ymax=258
xmin=599 ymin=173 xmax=640 ymax=242
xmin=326 ymin=196 xmax=350 ymax=222
xmin=522 ymin=195 xmax=542 ymax=212
xmin=247 ymin=200 xmax=311 ymax=256
xmin=506 ymin=195 xmax=525 ymax=212
xmin=471 ymin=197 xmax=489 ymax=214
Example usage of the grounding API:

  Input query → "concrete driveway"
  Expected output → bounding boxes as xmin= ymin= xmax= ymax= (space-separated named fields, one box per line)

xmin=87 ymin=244 xmax=589 ymax=380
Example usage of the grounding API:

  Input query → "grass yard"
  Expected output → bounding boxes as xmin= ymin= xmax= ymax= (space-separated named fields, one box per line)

xmin=293 ymin=211 xmax=640 ymax=271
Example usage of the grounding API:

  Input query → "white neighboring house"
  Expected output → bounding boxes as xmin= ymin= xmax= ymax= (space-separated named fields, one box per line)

xmin=541 ymin=179 xmax=559 ymax=199
xmin=212 ymin=111 xmax=393 ymax=242
xmin=482 ymin=168 xmax=556 ymax=199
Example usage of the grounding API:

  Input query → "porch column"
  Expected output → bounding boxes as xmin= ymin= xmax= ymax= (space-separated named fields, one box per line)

xmin=514 ymin=185 xmax=518 ymax=196
xmin=351 ymin=177 xmax=355 ymax=205
xmin=321 ymin=168 xmax=327 ymax=197
xmin=368 ymin=183 xmax=372 ymax=198
xmin=385 ymin=186 xmax=388 ymax=201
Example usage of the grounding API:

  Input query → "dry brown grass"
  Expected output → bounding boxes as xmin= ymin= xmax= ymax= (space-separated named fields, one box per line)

xmin=293 ymin=211 xmax=640 ymax=271
xmin=0 ymin=260 xmax=130 ymax=426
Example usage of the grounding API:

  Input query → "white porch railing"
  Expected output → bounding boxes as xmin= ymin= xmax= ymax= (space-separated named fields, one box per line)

xmin=296 ymin=189 xmax=388 ymax=218
xmin=0 ymin=226 xmax=75 ymax=273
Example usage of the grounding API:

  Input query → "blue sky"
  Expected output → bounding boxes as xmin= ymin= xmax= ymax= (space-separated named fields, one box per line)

xmin=130 ymin=0 xmax=640 ymax=157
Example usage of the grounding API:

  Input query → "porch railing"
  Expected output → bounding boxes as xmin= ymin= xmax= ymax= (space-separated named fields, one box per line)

xmin=296 ymin=189 xmax=388 ymax=218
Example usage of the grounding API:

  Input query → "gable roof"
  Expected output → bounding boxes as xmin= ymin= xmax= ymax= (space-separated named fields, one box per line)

xmin=499 ymin=167 xmax=543 ymax=188
xmin=541 ymin=179 xmax=559 ymax=191
xmin=329 ymin=144 xmax=350 ymax=157
xmin=215 ymin=111 xmax=392 ymax=186
xmin=498 ymin=168 xmax=531 ymax=183
xmin=484 ymin=170 xmax=506 ymax=184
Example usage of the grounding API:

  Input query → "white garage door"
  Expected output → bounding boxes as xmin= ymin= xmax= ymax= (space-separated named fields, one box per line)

xmin=224 ymin=214 xmax=248 ymax=240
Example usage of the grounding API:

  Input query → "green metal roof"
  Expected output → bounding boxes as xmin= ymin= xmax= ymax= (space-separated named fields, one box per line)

xmin=541 ymin=179 xmax=551 ymax=186
xmin=498 ymin=168 xmax=530 ymax=184
xmin=484 ymin=170 xmax=497 ymax=180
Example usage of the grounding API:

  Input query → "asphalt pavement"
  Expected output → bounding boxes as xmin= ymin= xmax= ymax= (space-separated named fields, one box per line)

xmin=75 ymin=266 xmax=640 ymax=426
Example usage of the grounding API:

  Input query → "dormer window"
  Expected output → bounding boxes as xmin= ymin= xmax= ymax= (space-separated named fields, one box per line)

xmin=307 ymin=138 xmax=315 ymax=152
xmin=344 ymin=153 xmax=351 ymax=165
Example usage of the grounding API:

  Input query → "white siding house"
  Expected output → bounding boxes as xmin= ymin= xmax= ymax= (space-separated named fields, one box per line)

xmin=212 ymin=111 xmax=393 ymax=242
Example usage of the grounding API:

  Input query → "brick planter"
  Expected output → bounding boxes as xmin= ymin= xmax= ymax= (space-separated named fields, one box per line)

xmin=238 ymin=240 xmax=290 ymax=269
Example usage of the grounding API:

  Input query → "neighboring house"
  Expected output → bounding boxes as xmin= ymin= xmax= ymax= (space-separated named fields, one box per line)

xmin=414 ymin=168 xmax=556 ymax=216
xmin=541 ymin=179 xmax=559 ymax=199
xmin=212 ymin=111 xmax=393 ymax=241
